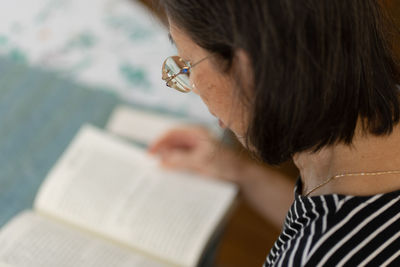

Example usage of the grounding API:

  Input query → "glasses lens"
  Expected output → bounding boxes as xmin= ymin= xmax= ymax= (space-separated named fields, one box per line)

xmin=162 ymin=56 xmax=192 ymax=92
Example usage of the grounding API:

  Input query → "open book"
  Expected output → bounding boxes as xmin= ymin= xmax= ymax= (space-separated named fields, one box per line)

xmin=0 ymin=124 xmax=237 ymax=267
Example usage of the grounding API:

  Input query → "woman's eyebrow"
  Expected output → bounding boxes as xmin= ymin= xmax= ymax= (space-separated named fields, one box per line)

xmin=168 ymin=32 xmax=184 ymax=57
xmin=168 ymin=33 xmax=175 ymax=45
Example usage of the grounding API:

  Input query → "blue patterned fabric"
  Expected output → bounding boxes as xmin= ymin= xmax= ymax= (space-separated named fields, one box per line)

xmin=0 ymin=57 xmax=119 ymax=226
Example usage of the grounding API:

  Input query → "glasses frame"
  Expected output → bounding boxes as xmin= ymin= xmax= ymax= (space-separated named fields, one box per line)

xmin=162 ymin=55 xmax=209 ymax=93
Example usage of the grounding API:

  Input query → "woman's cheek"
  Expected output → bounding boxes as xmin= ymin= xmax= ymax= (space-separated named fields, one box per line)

xmin=191 ymin=72 xmax=210 ymax=101
xmin=189 ymin=72 xmax=201 ymax=95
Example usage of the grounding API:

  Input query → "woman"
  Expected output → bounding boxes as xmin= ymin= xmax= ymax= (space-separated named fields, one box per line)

xmin=150 ymin=0 xmax=400 ymax=266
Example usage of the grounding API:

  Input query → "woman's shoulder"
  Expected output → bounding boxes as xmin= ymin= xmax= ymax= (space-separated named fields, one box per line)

xmin=265 ymin=185 xmax=400 ymax=266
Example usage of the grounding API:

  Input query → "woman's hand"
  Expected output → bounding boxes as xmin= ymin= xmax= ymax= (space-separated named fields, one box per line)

xmin=148 ymin=126 xmax=244 ymax=183
xmin=149 ymin=125 xmax=296 ymax=227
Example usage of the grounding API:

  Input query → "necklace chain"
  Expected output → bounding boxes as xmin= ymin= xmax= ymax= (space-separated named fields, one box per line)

xmin=303 ymin=170 xmax=400 ymax=196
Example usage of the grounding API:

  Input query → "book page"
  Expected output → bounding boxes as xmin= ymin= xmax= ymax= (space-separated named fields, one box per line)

xmin=106 ymin=106 xmax=187 ymax=145
xmin=0 ymin=211 xmax=167 ymax=267
xmin=34 ymin=125 xmax=237 ymax=267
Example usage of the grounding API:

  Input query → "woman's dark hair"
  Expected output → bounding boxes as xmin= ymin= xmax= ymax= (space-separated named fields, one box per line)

xmin=157 ymin=0 xmax=400 ymax=165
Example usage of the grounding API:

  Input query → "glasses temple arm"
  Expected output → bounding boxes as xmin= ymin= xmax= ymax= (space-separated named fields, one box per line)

xmin=191 ymin=56 xmax=210 ymax=68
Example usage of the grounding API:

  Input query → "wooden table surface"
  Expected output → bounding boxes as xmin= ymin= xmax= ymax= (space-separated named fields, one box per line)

xmin=213 ymin=199 xmax=281 ymax=267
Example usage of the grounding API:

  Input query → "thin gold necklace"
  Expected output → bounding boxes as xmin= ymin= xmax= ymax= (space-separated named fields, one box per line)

xmin=303 ymin=170 xmax=400 ymax=196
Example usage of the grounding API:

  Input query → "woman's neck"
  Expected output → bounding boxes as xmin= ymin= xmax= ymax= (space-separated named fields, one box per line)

xmin=294 ymin=125 xmax=400 ymax=196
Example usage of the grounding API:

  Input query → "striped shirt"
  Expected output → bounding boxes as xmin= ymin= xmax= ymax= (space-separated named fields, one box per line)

xmin=264 ymin=179 xmax=400 ymax=267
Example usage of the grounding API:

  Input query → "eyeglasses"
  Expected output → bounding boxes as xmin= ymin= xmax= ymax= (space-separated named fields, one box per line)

xmin=161 ymin=55 xmax=208 ymax=93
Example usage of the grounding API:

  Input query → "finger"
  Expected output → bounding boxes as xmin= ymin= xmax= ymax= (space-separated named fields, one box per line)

xmin=161 ymin=150 xmax=193 ymax=169
xmin=148 ymin=129 xmax=198 ymax=154
xmin=160 ymin=148 xmax=208 ymax=173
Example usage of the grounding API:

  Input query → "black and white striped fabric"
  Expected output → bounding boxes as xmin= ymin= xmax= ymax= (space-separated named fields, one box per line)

xmin=264 ymin=179 xmax=400 ymax=267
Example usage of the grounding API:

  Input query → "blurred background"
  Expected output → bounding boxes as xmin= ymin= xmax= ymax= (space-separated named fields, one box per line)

xmin=0 ymin=0 xmax=216 ymax=121
xmin=0 ymin=0 xmax=398 ymax=266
